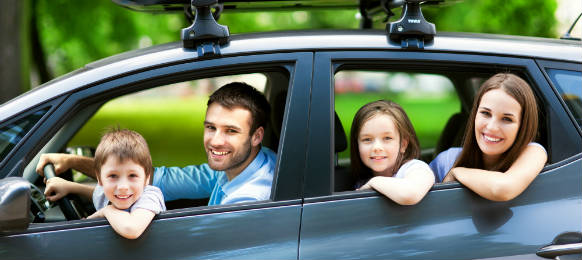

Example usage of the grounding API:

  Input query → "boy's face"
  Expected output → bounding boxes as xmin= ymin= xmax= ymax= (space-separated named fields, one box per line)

xmin=99 ymin=155 xmax=149 ymax=210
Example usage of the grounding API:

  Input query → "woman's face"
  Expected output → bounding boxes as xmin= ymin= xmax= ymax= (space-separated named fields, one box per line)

xmin=358 ymin=114 xmax=407 ymax=177
xmin=474 ymin=89 xmax=522 ymax=165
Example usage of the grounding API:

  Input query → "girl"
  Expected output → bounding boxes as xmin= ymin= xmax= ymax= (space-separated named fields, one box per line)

xmin=351 ymin=100 xmax=434 ymax=205
xmin=430 ymin=73 xmax=547 ymax=201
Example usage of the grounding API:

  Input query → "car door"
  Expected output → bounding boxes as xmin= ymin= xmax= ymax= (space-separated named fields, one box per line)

xmin=298 ymin=51 xmax=582 ymax=259
xmin=0 ymin=51 xmax=313 ymax=259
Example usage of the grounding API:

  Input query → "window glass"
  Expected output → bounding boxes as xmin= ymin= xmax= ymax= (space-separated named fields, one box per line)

xmin=0 ymin=109 xmax=47 ymax=160
xmin=547 ymin=69 xmax=582 ymax=127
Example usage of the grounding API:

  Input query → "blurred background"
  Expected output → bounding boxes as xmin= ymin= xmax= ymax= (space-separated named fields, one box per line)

xmin=0 ymin=0 xmax=580 ymax=167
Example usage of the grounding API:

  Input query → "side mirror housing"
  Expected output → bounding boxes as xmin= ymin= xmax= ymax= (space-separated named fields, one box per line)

xmin=0 ymin=177 xmax=31 ymax=232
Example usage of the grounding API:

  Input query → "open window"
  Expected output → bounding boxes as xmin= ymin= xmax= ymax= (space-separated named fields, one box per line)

xmin=332 ymin=66 xmax=548 ymax=192
xmin=333 ymin=69 xmax=461 ymax=191
xmin=24 ymin=70 xmax=291 ymax=223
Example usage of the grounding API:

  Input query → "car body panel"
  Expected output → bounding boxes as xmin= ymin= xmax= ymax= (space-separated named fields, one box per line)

xmin=0 ymin=203 xmax=301 ymax=259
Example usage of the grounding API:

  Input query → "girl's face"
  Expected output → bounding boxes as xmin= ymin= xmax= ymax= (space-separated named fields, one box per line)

xmin=474 ymin=89 xmax=522 ymax=166
xmin=358 ymin=114 xmax=408 ymax=177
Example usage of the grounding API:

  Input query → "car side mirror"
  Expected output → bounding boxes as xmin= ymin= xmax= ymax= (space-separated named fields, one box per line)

xmin=0 ymin=177 xmax=31 ymax=232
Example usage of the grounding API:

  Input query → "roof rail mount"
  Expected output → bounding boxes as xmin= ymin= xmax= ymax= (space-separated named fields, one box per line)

xmin=387 ymin=0 xmax=436 ymax=49
xmin=181 ymin=0 xmax=230 ymax=54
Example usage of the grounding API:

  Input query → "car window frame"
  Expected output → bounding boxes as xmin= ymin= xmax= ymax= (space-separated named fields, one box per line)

xmin=10 ymin=52 xmax=314 ymax=232
xmin=537 ymin=59 xmax=582 ymax=135
xmin=305 ymin=50 xmax=580 ymax=199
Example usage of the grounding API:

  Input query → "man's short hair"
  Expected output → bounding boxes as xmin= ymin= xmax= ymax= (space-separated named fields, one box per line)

xmin=208 ymin=82 xmax=271 ymax=135
xmin=93 ymin=128 xmax=153 ymax=181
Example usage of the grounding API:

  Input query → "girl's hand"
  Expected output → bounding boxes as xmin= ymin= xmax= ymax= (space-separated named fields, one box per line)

xmin=357 ymin=178 xmax=375 ymax=191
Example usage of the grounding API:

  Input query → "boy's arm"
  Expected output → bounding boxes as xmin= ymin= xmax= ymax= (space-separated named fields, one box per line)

xmin=99 ymin=205 xmax=156 ymax=239
xmin=44 ymin=177 xmax=95 ymax=202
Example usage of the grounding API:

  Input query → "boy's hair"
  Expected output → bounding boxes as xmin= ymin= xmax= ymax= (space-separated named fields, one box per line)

xmin=350 ymin=100 xmax=421 ymax=182
xmin=454 ymin=73 xmax=539 ymax=171
xmin=93 ymin=128 xmax=153 ymax=181
xmin=208 ymin=82 xmax=271 ymax=135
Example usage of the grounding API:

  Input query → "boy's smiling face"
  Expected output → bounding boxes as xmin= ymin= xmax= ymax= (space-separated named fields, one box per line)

xmin=98 ymin=155 xmax=149 ymax=210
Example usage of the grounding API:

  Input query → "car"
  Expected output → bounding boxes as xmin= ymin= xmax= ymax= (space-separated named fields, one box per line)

xmin=0 ymin=0 xmax=581 ymax=259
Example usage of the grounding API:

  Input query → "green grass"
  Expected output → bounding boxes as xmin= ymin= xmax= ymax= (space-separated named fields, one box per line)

xmin=69 ymin=94 xmax=460 ymax=166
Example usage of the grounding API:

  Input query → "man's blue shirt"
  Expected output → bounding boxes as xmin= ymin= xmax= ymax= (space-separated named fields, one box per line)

xmin=153 ymin=147 xmax=276 ymax=206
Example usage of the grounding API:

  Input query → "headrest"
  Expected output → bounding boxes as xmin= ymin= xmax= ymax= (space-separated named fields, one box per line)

xmin=335 ymin=112 xmax=348 ymax=153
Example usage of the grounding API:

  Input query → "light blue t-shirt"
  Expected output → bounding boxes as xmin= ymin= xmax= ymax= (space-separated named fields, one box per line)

xmin=429 ymin=143 xmax=547 ymax=183
xmin=92 ymin=185 xmax=166 ymax=214
xmin=153 ymin=147 xmax=276 ymax=206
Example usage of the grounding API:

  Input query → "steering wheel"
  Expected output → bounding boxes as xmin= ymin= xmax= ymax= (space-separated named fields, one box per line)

xmin=44 ymin=163 xmax=81 ymax=220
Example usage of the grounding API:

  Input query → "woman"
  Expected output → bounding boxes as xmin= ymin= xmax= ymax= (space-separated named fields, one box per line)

xmin=351 ymin=100 xmax=434 ymax=205
xmin=430 ymin=73 xmax=547 ymax=201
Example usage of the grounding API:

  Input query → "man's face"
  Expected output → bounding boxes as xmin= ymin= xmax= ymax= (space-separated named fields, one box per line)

xmin=203 ymin=103 xmax=262 ymax=177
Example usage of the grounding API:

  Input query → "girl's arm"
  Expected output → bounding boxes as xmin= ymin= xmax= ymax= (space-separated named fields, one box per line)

xmin=98 ymin=205 xmax=156 ymax=239
xmin=449 ymin=144 xmax=547 ymax=201
xmin=359 ymin=165 xmax=435 ymax=205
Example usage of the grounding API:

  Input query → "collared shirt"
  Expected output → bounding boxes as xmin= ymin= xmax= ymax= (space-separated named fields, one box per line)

xmin=153 ymin=147 xmax=276 ymax=206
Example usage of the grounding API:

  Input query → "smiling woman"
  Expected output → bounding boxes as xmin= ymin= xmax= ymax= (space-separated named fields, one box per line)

xmin=431 ymin=73 xmax=548 ymax=202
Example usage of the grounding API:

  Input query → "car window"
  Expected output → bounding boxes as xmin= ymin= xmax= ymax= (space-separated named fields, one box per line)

xmin=31 ymin=71 xmax=290 ymax=219
xmin=69 ymin=73 xmax=270 ymax=168
xmin=0 ymin=109 xmax=48 ymax=160
xmin=333 ymin=70 xmax=460 ymax=192
xmin=546 ymin=69 xmax=582 ymax=128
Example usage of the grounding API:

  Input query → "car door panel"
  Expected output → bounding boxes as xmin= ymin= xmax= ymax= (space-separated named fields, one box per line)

xmin=299 ymin=51 xmax=582 ymax=259
xmin=1 ymin=203 xmax=301 ymax=259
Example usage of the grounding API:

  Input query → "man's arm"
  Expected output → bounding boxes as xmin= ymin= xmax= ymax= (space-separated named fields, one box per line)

xmin=36 ymin=153 xmax=96 ymax=178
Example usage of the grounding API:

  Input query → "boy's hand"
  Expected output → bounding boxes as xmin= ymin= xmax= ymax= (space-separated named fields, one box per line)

xmin=87 ymin=208 xmax=105 ymax=219
xmin=44 ymin=177 xmax=73 ymax=202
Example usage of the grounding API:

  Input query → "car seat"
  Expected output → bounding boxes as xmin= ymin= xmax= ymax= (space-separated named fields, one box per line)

xmin=434 ymin=112 xmax=467 ymax=158
xmin=333 ymin=113 xmax=355 ymax=192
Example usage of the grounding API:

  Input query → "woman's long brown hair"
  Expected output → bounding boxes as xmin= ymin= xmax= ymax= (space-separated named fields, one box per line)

xmin=453 ymin=73 xmax=539 ymax=171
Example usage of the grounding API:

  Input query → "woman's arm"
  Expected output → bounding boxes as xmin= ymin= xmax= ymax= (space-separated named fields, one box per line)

xmin=449 ymin=144 xmax=547 ymax=201
xmin=98 ymin=205 xmax=156 ymax=239
xmin=359 ymin=166 xmax=435 ymax=205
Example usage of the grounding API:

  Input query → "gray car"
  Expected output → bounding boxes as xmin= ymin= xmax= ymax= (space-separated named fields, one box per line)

xmin=1 ymin=0 xmax=581 ymax=259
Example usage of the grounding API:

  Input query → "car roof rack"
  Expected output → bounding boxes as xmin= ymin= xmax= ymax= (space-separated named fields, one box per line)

xmin=181 ymin=0 xmax=229 ymax=54
xmin=114 ymin=0 xmax=445 ymax=50
xmin=386 ymin=0 xmax=440 ymax=49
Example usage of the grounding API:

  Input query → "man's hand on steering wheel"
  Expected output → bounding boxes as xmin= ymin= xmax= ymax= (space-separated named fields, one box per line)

xmin=36 ymin=153 xmax=72 ymax=178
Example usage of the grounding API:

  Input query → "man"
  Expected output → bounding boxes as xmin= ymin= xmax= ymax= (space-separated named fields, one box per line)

xmin=37 ymin=82 xmax=276 ymax=205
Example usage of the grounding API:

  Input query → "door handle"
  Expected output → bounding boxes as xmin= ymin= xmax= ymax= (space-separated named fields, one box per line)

xmin=536 ymin=242 xmax=582 ymax=259
xmin=536 ymin=232 xmax=582 ymax=259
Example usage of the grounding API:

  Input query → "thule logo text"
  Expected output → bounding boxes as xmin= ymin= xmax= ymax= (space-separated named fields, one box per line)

xmin=408 ymin=19 xmax=421 ymax=24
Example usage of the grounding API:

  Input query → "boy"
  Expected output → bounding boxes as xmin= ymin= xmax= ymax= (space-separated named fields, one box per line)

xmin=43 ymin=128 xmax=165 ymax=239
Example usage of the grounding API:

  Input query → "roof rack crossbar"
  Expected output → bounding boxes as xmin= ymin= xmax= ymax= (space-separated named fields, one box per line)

xmin=386 ymin=0 xmax=436 ymax=49
xmin=181 ymin=0 xmax=230 ymax=52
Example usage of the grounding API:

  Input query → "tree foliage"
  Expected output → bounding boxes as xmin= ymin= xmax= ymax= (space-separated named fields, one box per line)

xmin=35 ymin=0 xmax=558 ymax=80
